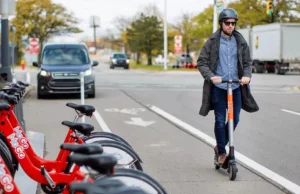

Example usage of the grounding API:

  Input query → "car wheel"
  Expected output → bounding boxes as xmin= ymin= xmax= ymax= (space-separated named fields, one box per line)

xmin=88 ymin=84 xmax=95 ymax=98
xmin=124 ymin=65 xmax=129 ymax=69
xmin=110 ymin=65 xmax=114 ymax=69
xmin=37 ymin=91 xmax=44 ymax=99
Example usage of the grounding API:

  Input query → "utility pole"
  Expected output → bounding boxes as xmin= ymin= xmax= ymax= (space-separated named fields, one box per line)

xmin=163 ymin=0 xmax=168 ymax=71
xmin=90 ymin=16 xmax=100 ymax=55
xmin=0 ymin=0 xmax=15 ymax=82
xmin=213 ymin=0 xmax=225 ymax=33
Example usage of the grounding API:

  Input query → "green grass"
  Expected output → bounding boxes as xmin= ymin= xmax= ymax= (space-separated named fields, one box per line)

xmin=130 ymin=62 xmax=198 ymax=72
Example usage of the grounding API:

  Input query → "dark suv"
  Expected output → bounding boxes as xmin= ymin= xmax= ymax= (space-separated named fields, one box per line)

xmin=110 ymin=53 xmax=129 ymax=69
xmin=33 ymin=43 xmax=98 ymax=99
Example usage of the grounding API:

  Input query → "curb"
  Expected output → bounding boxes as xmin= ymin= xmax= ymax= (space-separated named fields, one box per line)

xmin=23 ymin=85 xmax=35 ymax=100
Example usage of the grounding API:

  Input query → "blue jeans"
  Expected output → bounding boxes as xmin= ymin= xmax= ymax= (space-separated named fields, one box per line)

xmin=211 ymin=85 xmax=242 ymax=155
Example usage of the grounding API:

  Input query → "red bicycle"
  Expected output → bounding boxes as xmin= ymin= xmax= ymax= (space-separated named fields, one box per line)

xmin=0 ymin=83 xmax=140 ymax=193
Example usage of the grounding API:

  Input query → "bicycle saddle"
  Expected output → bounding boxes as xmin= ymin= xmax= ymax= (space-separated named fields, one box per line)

xmin=66 ymin=102 xmax=95 ymax=117
xmin=61 ymin=121 xmax=94 ymax=136
xmin=1 ymin=86 xmax=21 ymax=95
xmin=60 ymin=143 xmax=103 ymax=155
xmin=0 ymin=102 xmax=10 ymax=111
xmin=67 ymin=153 xmax=117 ymax=174
xmin=69 ymin=182 xmax=148 ymax=194
xmin=16 ymin=81 xmax=29 ymax=87
xmin=0 ymin=92 xmax=18 ymax=105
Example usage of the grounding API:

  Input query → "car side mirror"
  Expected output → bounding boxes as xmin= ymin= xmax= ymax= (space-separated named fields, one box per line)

xmin=92 ymin=61 xmax=98 ymax=66
xmin=32 ymin=62 xmax=39 ymax=67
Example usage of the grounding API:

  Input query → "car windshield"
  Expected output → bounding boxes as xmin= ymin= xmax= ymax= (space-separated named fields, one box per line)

xmin=42 ymin=47 xmax=89 ymax=65
xmin=113 ymin=54 xmax=126 ymax=58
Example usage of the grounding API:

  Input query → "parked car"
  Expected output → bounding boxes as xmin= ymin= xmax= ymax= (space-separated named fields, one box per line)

xmin=154 ymin=55 xmax=169 ymax=65
xmin=110 ymin=53 xmax=129 ymax=69
xmin=177 ymin=53 xmax=193 ymax=65
xmin=33 ymin=43 xmax=98 ymax=99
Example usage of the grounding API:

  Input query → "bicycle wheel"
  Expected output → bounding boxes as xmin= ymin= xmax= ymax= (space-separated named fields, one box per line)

xmin=0 ymin=139 xmax=15 ymax=176
xmin=0 ymin=134 xmax=18 ymax=175
xmin=64 ymin=139 xmax=143 ymax=174
xmin=95 ymin=168 xmax=168 ymax=194
xmin=86 ymin=132 xmax=133 ymax=148
xmin=83 ymin=139 xmax=143 ymax=171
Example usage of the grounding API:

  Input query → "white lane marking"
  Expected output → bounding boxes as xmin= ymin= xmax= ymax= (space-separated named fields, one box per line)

xmin=93 ymin=110 xmax=112 ymax=133
xmin=148 ymin=105 xmax=300 ymax=194
xmin=281 ymin=109 xmax=300 ymax=116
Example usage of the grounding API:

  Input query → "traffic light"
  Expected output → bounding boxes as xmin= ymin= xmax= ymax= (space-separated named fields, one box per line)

xmin=266 ymin=0 xmax=273 ymax=15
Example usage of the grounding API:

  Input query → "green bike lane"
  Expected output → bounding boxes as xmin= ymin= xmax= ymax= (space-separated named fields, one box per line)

xmin=21 ymin=88 xmax=284 ymax=194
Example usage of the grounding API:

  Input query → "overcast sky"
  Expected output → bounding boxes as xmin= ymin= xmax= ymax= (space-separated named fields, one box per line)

xmin=52 ymin=0 xmax=216 ymax=41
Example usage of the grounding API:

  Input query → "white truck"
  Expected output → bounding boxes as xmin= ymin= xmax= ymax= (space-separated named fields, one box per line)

xmin=238 ymin=23 xmax=300 ymax=74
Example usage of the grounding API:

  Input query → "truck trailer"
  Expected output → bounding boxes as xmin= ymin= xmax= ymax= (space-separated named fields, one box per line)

xmin=237 ymin=23 xmax=300 ymax=74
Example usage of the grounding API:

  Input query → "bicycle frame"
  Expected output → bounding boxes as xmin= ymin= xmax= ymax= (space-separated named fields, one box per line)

xmin=0 ymin=155 xmax=20 ymax=194
xmin=0 ymin=108 xmax=91 ymax=187
xmin=3 ymin=104 xmax=86 ymax=172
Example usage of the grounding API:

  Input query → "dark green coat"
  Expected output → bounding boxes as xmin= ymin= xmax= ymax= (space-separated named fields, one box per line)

xmin=197 ymin=29 xmax=259 ymax=116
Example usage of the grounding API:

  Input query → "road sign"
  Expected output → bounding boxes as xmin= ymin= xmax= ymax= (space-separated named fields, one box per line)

xmin=29 ymin=38 xmax=39 ymax=54
xmin=174 ymin=35 xmax=182 ymax=54
xmin=216 ymin=0 xmax=224 ymax=14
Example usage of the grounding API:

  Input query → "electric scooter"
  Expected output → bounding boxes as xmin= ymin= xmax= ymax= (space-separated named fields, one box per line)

xmin=214 ymin=79 xmax=240 ymax=181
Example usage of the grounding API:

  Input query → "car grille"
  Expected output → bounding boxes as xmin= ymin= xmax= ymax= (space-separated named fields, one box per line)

xmin=52 ymin=72 xmax=80 ymax=78
xmin=117 ymin=60 xmax=126 ymax=64
xmin=49 ymin=79 xmax=80 ymax=88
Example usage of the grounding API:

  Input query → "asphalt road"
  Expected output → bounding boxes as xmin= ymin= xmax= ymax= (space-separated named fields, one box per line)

xmin=21 ymin=63 xmax=300 ymax=193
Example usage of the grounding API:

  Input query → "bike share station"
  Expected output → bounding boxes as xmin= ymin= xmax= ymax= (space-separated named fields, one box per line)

xmin=10 ymin=65 xmax=167 ymax=193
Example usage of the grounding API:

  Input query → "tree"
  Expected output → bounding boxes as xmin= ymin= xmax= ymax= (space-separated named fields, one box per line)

xmin=11 ymin=0 xmax=82 ymax=63
xmin=112 ymin=16 xmax=132 ymax=53
xmin=190 ymin=5 xmax=214 ymax=49
xmin=127 ymin=14 xmax=163 ymax=65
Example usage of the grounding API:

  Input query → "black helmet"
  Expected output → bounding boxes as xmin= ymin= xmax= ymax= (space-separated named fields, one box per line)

xmin=218 ymin=8 xmax=238 ymax=21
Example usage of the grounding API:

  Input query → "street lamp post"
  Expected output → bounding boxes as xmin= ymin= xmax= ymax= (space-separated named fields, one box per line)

xmin=163 ymin=0 xmax=168 ymax=71
xmin=11 ymin=24 xmax=16 ymax=82
xmin=213 ymin=0 xmax=218 ymax=33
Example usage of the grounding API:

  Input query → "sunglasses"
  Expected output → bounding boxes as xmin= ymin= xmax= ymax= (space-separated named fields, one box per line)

xmin=224 ymin=21 xmax=236 ymax=26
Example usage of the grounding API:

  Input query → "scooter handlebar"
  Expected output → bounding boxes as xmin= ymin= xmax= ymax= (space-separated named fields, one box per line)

xmin=221 ymin=80 xmax=240 ymax=83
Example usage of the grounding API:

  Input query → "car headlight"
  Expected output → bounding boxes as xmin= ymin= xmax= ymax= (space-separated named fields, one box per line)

xmin=40 ymin=70 xmax=50 ymax=77
xmin=84 ymin=68 xmax=92 ymax=76
xmin=126 ymin=59 xmax=129 ymax=63
xmin=112 ymin=59 xmax=117 ymax=64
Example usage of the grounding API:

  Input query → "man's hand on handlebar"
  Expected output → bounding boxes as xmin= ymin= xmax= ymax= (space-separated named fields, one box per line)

xmin=210 ymin=76 xmax=222 ymax=84
xmin=240 ymin=77 xmax=250 ymax=86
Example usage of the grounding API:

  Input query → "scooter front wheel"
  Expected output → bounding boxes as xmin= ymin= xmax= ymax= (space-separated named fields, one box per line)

xmin=228 ymin=163 xmax=238 ymax=181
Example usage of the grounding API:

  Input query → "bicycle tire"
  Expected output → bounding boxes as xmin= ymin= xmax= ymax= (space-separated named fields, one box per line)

xmin=95 ymin=168 xmax=168 ymax=194
xmin=0 ymin=139 xmax=15 ymax=176
xmin=0 ymin=133 xmax=18 ymax=174
xmin=87 ymin=132 xmax=133 ymax=148
xmin=89 ymin=140 xmax=143 ymax=171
